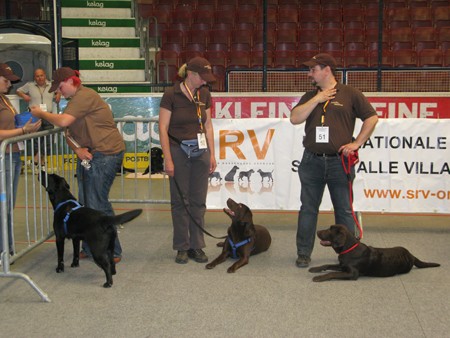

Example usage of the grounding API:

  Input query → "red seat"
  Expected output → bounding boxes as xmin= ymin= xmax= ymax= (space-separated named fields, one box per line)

xmin=392 ymin=49 xmax=418 ymax=67
xmin=389 ymin=27 xmax=414 ymax=50
xmin=344 ymin=50 xmax=369 ymax=68
xmin=443 ymin=49 xmax=450 ymax=67
xmin=186 ymin=29 xmax=208 ymax=45
xmin=418 ymin=49 xmax=443 ymax=67
xmin=231 ymin=29 xmax=253 ymax=47
xmin=227 ymin=50 xmax=251 ymax=70
xmin=298 ymin=29 xmax=320 ymax=44
xmin=170 ymin=8 xmax=193 ymax=26
xmin=179 ymin=50 xmax=204 ymax=65
xmin=386 ymin=8 xmax=410 ymax=29
xmin=278 ymin=7 xmax=299 ymax=24
xmin=273 ymin=50 xmax=297 ymax=69
xmin=320 ymin=42 xmax=343 ymax=53
xmin=138 ymin=4 xmax=154 ymax=18
xmin=320 ymin=28 xmax=343 ymax=44
xmin=369 ymin=50 xmax=393 ymax=67
xmin=214 ymin=9 xmax=236 ymax=25
xmin=208 ymin=29 xmax=231 ymax=48
xmin=155 ymin=50 xmax=179 ymax=83
xmin=414 ymin=27 xmax=438 ymax=51
xmin=437 ymin=27 xmax=450 ymax=48
xmin=250 ymin=50 xmax=274 ymax=68
xmin=236 ymin=9 xmax=257 ymax=26
xmin=434 ymin=6 xmax=450 ymax=27
xmin=410 ymin=7 xmax=433 ymax=28
xmin=162 ymin=29 xmax=185 ymax=47
xmin=276 ymin=29 xmax=298 ymax=46
xmin=150 ymin=9 xmax=171 ymax=24
xmin=193 ymin=9 xmax=214 ymax=26
xmin=343 ymin=29 xmax=366 ymax=51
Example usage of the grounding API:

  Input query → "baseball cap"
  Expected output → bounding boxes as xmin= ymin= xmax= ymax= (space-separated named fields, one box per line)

xmin=303 ymin=53 xmax=337 ymax=70
xmin=186 ymin=57 xmax=216 ymax=82
xmin=0 ymin=63 xmax=20 ymax=81
xmin=49 ymin=67 xmax=78 ymax=92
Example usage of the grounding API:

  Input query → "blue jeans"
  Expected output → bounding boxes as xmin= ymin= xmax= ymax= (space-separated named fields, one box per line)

xmin=297 ymin=150 xmax=356 ymax=258
xmin=77 ymin=151 xmax=124 ymax=257
xmin=1 ymin=152 xmax=21 ymax=254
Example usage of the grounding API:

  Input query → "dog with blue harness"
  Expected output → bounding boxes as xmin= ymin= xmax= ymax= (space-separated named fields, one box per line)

xmin=206 ymin=198 xmax=271 ymax=273
xmin=40 ymin=172 xmax=142 ymax=288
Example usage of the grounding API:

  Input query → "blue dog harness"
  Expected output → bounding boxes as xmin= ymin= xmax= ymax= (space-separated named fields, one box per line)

xmin=228 ymin=237 xmax=252 ymax=259
xmin=54 ymin=199 xmax=83 ymax=235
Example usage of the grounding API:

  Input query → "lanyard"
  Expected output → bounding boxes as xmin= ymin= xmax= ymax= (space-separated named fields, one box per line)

xmin=321 ymin=100 xmax=330 ymax=126
xmin=183 ymin=82 xmax=204 ymax=133
xmin=1 ymin=95 xmax=18 ymax=115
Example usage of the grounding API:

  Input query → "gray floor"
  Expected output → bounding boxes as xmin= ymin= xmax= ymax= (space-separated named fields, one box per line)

xmin=1 ymin=204 xmax=449 ymax=338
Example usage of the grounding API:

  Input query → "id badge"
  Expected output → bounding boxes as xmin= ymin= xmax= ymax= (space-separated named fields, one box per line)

xmin=316 ymin=126 xmax=329 ymax=143
xmin=197 ymin=133 xmax=207 ymax=149
xmin=18 ymin=141 xmax=25 ymax=150
xmin=39 ymin=104 xmax=48 ymax=112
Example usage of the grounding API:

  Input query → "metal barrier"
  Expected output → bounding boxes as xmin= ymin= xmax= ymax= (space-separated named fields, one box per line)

xmin=0 ymin=117 xmax=169 ymax=302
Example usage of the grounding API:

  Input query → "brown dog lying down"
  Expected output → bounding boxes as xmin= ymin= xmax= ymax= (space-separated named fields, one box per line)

xmin=309 ymin=224 xmax=440 ymax=282
xmin=206 ymin=198 xmax=271 ymax=273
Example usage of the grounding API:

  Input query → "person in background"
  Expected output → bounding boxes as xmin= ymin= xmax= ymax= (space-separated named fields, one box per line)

xmin=0 ymin=63 xmax=41 ymax=257
xmin=30 ymin=67 xmax=124 ymax=263
xmin=159 ymin=57 xmax=217 ymax=264
xmin=16 ymin=68 xmax=61 ymax=170
xmin=290 ymin=53 xmax=378 ymax=268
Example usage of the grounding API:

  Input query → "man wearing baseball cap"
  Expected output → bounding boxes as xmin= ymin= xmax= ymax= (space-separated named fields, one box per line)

xmin=290 ymin=53 xmax=378 ymax=268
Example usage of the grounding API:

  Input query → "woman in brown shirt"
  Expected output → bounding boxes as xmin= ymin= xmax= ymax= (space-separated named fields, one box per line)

xmin=159 ymin=57 xmax=217 ymax=264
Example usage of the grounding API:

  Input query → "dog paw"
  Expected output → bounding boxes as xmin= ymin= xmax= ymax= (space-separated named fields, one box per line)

xmin=103 ymin=282 xmax=113 ymax=288
xmin=227 ymin=267 xmax=236 ymax=273
xmin=205 ymin=264 xmax=214 ymax=269
xmin=312 ymin=276 xmax=326 ymax=282
xmin=71 ymin=262 xmax=79 ymax=268
xmin=308 ymin=267 xmax=322 ymax=273
xmin=56 ymin=265 xmax=64 ymax=273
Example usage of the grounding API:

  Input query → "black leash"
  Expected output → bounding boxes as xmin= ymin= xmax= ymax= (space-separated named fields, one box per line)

xmin=172 ymin=177 xmax=227 ymax=240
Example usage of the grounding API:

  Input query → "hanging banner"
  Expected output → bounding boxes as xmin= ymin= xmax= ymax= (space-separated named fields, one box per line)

xmin=207 ymin=118 xmax=450 ymax=213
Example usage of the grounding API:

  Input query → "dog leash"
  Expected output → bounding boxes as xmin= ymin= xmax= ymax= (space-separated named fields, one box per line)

xmin=172 ymin=177 xmax=227 ymax=240
xmin=340 ymin=151 xmax=364 ymax=239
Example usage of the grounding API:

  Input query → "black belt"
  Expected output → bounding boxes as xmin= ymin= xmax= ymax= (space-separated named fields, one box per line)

xmin=308 ymin=150 xmax=339 ymax=157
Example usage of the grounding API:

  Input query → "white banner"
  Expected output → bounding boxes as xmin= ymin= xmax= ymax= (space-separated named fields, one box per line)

xmin=207 ymin=118 xmax=450 ymax=214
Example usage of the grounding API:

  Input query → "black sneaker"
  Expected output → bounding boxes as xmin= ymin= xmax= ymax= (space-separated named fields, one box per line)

xmin=296 ymin=255 xmax=311 ymax=268
xmin=175 ymin=250 xmax=188 ymax=264
xmin=187 ymin=249 xmax=208 ymax=263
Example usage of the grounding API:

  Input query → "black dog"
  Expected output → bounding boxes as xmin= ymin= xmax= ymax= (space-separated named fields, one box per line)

xmin=206 ymin=198 xmax=271 ymax=273
xmin=238 ymin=169 xmax=254 ymax=182
xmin=224 ymin=165 xmax=239 ymax=182
xmin=143 ymin=147 xmax=164 ymax=175
xmin=309 ymin=224 xmax=440 ymax=282
xmin=40 ymin=172 xmax=142 ymax=288
xmin=257 ymin=169 xmax=274 ymax=183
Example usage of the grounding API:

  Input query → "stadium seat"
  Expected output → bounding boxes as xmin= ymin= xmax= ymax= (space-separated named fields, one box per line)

xmin=231 ymin=29 xmax=253 ymax=48
xmin=298 ymin=29 xmax=320 ymax=45
xmin=273 ymin=50 xmax=297 ymax=69
xmin=344 ymin=50 xmax=369 ymax=68
xmin=369 ymin=50 xmax=394 ymax=68
xmin=320 ymin=28 xmax=343 ymax=44
xmin=179 ymin=50 xmax=204 ymax=65
xmin=236 ymin=9 xmax=257 ymax=26
xmin=155 ymin=50 xmax=179 ymax=83
xmin=410 ymin=7 xmax=433 ymax=28
xmin=251 ymin=50 xmax=274 ymax=68
xmin=227 ymin=50 xmax=251 ymax=70
xmin=437 ymin=27 xmax=450 ymax=49
xmin=171 ymin=8 xmax=193 ymax=26
xmin=443 ymin=49 xmax=450 ymax=67
xmin=389 ymin=27 xmax=414 ymax=50
xmin=343 ymin=29 xmax=366 ymax=51
xmin=414 ymin=27 xmax=438 ymax=51
xmin=418 ymin=49 xmax=443 ymax=67
xmin=434 ymin=7 xmax=450 ymax=28
xmin=386 ymin=8 xmax=410 ymax=29
xmin=214 ymin=9 xmax=236 ymax=25
xmin=193 ymin=9 xmax=214 ymax=27
xmin=392 ymin=50 xmax=418 ymax=67
xmin=208 ymin=29 xmax=231 ymax=49
xmin=276 ymin=29 xmax=299 ymax=47
xmin=162 ymin=29 xmax=185 ymax=47
xmin=278 ymin=7 xmax=299 ymax=24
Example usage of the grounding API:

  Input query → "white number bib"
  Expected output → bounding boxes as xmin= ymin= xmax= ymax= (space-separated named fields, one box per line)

xmin=316 ymin=126 xmax=329 ymax=143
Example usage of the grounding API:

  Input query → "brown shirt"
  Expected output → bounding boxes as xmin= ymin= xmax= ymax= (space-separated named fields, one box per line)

xmin=160 ymin=81 xmax=212 ymax=143
xmin=295 ymin=83 xmax=377 ymax=154
xmin=0 ymin=94 xmax=20 ymax=152
xmin=64 ymin=86 xmax=124 ymax=154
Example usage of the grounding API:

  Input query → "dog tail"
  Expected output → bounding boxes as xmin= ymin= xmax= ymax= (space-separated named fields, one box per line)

xmin=414 ymin=257 xmax=440 ymax=269
xmin=105 ymin=209 xmax=143 ymax=226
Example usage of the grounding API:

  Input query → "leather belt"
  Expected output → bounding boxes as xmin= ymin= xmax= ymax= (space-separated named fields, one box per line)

xmin=308 ymin=150 xmax=339 ymax=157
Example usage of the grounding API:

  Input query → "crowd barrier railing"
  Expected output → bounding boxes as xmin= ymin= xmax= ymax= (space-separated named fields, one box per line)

xmin=0 ymin=117 xmax=169 ymax=302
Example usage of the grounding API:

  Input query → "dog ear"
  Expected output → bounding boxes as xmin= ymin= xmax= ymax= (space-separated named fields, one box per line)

xmin=243 ymin=221 xmax=254 ymax=237
xmin=330 ymin=226 xmax=347 ymax=248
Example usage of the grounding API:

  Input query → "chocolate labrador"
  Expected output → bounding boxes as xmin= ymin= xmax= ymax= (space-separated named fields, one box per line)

xmin=206 ymin=198 xmax=271 ymax=273
xmin=309 ymin=224 xmax=440 ymax=282
xmin=40 ymin=172 xmax=142 ymax=288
